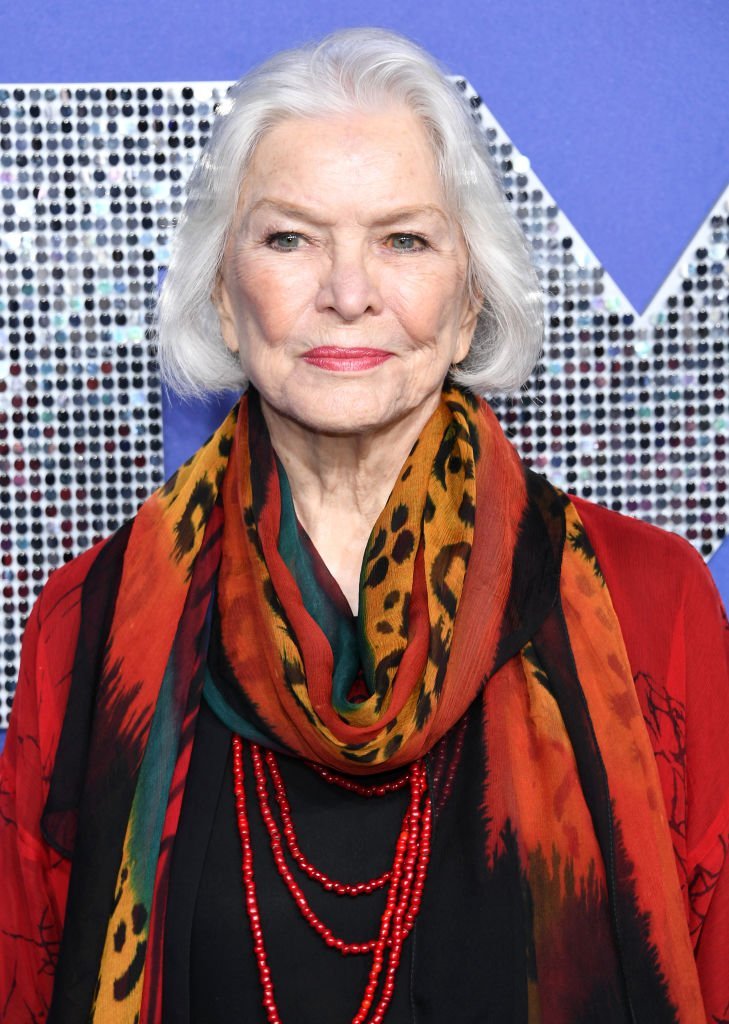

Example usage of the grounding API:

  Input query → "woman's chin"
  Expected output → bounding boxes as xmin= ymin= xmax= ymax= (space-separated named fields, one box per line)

xmin=262 ymin=382 xmax=426 ymax=439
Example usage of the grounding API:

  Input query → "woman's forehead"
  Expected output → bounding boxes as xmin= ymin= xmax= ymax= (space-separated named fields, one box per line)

xmin=238 ymin=108 xmax=449 ymax=219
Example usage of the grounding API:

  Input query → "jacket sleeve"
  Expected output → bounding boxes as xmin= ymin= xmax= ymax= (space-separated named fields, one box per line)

xmin=572 ymin=496 xmax=729 ymax=1022
xmin=681 ymin=552 xmax=729 ymax=1023
xmin=0 ymin=547 xmax=99 ymax=1022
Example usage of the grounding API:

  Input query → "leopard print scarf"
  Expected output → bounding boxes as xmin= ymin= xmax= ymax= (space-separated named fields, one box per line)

xmin=45 ymin=386 xmax=704 ymax=1023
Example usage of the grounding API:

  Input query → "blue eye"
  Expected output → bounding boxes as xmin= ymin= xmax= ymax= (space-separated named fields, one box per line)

xmin=267 ymin=232 xmax=303 ymax=250
xmin=388 ymin=233 xmax=427 ymax=252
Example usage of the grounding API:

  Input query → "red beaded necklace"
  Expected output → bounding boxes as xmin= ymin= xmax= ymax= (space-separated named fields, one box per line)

xmin=231 ymin=736 xmax=433 ymax=1023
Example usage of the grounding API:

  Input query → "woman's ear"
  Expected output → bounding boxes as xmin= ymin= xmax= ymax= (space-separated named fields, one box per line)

xmin=213 ymin=272 xmax=240 ymax=354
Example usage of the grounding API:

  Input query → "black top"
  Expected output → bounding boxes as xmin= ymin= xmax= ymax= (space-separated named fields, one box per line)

xmin=164 ymin=692 xmax=533 ymax=1023
xmin=164 ymin=696 xmax=416 ymax=1023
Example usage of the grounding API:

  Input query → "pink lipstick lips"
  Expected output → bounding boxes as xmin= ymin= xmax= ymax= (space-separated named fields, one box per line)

xmin=302 ymin=346 xmax=393 ymax=372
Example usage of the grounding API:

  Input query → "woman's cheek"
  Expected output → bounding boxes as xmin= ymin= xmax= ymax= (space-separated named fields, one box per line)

xmin=232 ymin=266 xmax=305 ymax=347
xmin=388 ymin=280 xmax=450 ymax=347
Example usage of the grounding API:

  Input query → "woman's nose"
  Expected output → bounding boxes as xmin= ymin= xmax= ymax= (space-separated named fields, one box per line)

xmin=315 ymin=246 xmax=384 ymax=321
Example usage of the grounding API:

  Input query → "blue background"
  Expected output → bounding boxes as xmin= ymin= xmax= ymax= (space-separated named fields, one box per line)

xmin=7 ymin=0 xmax=729 ymax=312
xmin=3 ymin=0 xmax=729 ymax=608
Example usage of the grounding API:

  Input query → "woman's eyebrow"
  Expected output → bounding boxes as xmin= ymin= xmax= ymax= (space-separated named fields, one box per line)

xmin=368 ymin=205 xmax=449 ymax=228
xmin=248 ymin=199 xmax=333 ymax=227
xmin=247 ymin=198 xmax=449 ymax=228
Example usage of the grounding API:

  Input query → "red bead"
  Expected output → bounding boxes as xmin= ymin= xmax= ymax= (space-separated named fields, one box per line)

xmin=231 ymin=735 xmax=432 ymax=1022
xmin=306 ymin=759 xmax=410 ymax=796
xmin=262 ymin=748 xmax=394 ymax=898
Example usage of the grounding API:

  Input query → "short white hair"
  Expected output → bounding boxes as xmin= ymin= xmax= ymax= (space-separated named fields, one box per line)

xmin=156 ymin=27 xmax=543 ymax=398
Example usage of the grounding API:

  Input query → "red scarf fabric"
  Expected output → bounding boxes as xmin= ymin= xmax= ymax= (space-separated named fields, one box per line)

xmin=42 ymin=387 xmax=704 ymax=1022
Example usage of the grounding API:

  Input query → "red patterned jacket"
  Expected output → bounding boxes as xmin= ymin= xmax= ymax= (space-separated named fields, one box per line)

xmin=1 ymin=498 xmax=728 ymax=1022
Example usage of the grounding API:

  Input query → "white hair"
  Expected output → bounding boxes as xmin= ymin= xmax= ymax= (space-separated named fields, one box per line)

xmin=156 ymin=27 xmax=543 ymax=397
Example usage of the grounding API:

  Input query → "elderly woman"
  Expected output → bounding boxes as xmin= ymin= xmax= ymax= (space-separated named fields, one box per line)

xmin=1 ymin=27 xmax=728 ymax=1024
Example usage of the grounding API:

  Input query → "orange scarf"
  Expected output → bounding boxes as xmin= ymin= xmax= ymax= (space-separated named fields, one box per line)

xmin=45 ymin=387 xmax=704 ymax=1023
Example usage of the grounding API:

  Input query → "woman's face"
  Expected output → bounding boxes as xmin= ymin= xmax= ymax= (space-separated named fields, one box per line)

xmin=216 ymin=106 xmax=480 ymax=437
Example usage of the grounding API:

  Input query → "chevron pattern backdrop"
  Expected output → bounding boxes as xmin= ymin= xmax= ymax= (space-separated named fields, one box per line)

xmin=0 ymin=78 xmax=727 ymax=727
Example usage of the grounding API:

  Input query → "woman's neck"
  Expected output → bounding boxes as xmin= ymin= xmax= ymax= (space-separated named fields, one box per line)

xmin=261 ymin=396 xmax=439 ymax=613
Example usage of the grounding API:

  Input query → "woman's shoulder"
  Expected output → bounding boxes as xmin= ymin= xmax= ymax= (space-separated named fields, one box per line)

xmin=30 ymin=533 xmax=115 ymax=639
xmin=569 ymin=493 xmax=726 ymax=703
xmin=570 ymin=493 xmax=720 ymax=623
xmin=571 ymin=493 xmax=708 ymax=581
xmin=22 ymin=519 xmax=134 ymax=686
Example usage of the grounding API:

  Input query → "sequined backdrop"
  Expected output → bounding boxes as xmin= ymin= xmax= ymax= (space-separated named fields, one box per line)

xmin=1 ymin=80 xmax=727 ymax=727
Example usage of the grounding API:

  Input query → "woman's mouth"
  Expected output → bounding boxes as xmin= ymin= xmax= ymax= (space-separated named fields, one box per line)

xmin=301 ymin=346 xmax=393 ymax=372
